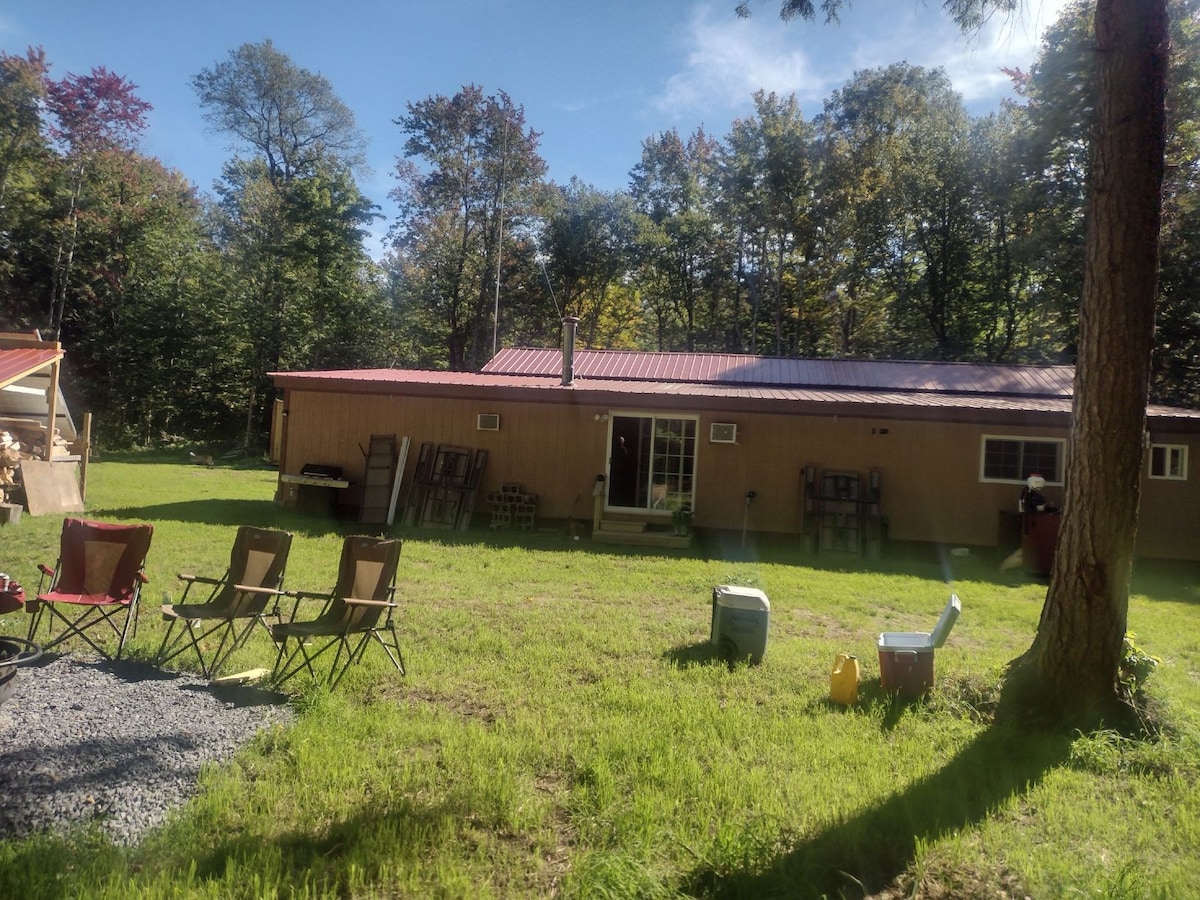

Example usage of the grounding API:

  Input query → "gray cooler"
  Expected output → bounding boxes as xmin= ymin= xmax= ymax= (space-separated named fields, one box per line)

xmin=710 ymin=585 xmax=770 ymax=664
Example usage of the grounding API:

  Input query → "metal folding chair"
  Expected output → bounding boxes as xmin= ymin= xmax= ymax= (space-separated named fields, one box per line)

xmin=157 ymin=526 xmax=293 ymax=678
xmin=271 ymin=535 xmax=404 ymax=689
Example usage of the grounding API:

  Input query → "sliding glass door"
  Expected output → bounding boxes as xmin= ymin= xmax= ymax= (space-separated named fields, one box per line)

xmin=606 ymin=414 xmax=696 ymax=512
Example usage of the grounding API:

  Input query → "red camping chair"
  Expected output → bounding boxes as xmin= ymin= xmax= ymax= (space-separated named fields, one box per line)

xmin=271 ymin=535 xmax=404 ymax=689
xmin=26 ymin=518 xmax=153 ymax=660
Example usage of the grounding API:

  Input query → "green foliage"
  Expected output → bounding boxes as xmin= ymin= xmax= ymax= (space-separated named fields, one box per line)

xmin=1120 ymin=631 xmax=1162 ymax=696
xmin=4 ymin=2 xmax=1200 ymax=449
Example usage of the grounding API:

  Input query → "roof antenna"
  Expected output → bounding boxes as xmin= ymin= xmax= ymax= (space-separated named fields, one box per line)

xmin=534 ymin=239 xmax=562 ymax=318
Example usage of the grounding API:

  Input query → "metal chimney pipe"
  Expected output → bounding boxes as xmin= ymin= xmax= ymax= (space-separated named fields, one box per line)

xmin=561 ymin=316 xmax=580 ymax=386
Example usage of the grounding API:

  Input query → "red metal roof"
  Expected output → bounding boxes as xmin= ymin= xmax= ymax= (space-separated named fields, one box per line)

xmin=483 ymin=348 xmax=1074 ymax=398
xmin=0 ymin=347 xmax=62 ymax=391
xmin=271 ymin=350 xmax=1200 ymax=426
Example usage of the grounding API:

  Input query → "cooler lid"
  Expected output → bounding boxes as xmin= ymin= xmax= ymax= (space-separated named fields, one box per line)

xmin=713 ymin=584 xmax=770 ymax=611
xmin=930 ymin=593 xmax=961 ymax=648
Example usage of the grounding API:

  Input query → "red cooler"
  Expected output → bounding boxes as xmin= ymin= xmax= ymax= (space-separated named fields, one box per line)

xmin=877 ymin=594 xmax=961 ymax=696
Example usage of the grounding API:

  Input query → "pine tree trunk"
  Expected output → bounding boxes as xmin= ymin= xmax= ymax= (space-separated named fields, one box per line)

xmin=1021 ymin=0 xmax=1167 ymax=720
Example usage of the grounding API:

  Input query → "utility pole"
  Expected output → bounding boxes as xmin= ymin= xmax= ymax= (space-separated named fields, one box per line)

xmin=492 ymin=113 xmax=510 ymax=360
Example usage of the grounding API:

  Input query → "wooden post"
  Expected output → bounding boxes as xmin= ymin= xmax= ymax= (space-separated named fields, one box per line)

xmin=45 ymin=350 xmax=60 ymax=460
xmin=79 ymin=412 xmax=92 ymax=501
xmin=592 ymin=475 xmax=605 ymax=534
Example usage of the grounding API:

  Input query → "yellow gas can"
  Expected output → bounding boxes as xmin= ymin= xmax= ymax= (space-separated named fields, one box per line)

xmin=830 ymin=652 xmax=860 ymax=705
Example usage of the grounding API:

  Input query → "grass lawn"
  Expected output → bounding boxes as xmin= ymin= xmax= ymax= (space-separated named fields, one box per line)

xmin=1 ymin=455 xmax=1199 ymax=898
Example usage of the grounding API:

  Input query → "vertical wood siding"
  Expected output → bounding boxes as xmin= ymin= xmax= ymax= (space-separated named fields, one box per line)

xmin=278 ymin=388 xmax=1200 ymax=561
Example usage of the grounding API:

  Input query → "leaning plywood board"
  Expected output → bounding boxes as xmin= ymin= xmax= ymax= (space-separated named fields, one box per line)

xmin=20 ymin=459 xmax=84 ymax=516
xmin=386 ymin=435 xmax=411 ymax=526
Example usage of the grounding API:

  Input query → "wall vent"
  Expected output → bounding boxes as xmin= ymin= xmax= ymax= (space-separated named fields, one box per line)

xmin=710 ymin=422 xmax=738 ymax=444
xmin=477 ymin=413 xmax=501 ymax=431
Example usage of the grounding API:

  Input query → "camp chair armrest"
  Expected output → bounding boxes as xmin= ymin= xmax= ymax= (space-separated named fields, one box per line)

xmin=177 ymin=573 xmax=222 ymax=585
xmin=136 ymin=572 xmax=149 ymax=584
xmin=281 ymin=589 xmax=334 ymax=622
xmin=230 ymin=584 xmax=289 ymax=597
xmin=38 ymin=563 xmax=54 ymax=577
xmin=343 ymin=597 xmax=396 ymax=608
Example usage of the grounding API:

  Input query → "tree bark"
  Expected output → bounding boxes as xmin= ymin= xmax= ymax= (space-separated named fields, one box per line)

xmin=1019 ymin=0 xmax=1167 ymax=721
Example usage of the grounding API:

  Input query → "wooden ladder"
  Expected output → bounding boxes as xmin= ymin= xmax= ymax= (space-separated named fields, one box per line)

xmin=359 ymin=434 xmax=397 ymax=524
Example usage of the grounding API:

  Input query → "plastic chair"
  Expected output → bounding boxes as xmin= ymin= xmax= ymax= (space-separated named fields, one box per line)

xmin=271 ymin=535 xmax=404 ymax=689
xmin=157 ymin=526 xmax=293 ymax=678
xmin=26 ymin=518 xmax=153 ymax=660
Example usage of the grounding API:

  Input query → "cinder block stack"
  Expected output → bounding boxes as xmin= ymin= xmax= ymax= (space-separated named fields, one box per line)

xmin=489 ymin=483 xmax=538 ymax=530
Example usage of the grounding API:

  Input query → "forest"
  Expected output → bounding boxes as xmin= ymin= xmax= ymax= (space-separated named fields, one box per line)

xmin=1 ymin=0 xmax=1198 ymax=450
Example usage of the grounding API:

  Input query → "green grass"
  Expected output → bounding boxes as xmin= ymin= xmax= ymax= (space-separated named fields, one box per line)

xmin=2 ymin=455 xmax=1199 ymax=898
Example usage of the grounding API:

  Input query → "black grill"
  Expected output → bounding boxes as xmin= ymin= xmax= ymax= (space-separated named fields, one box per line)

xmin=300 ymin=463 xmax=343 ymax=480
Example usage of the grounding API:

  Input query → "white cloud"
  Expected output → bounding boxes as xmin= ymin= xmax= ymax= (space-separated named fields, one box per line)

xmin=655 ymin=0 xmax=1075 ymax=123
xmin=654 ymin=3 xmax=828 ymax=120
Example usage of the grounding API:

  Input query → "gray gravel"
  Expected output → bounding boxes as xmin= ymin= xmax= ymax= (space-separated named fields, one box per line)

xmin=0 ymin=653 xmax=293 ymax=846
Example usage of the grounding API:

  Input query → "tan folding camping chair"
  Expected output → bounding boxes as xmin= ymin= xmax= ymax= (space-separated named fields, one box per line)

xmin=26 ymin=517 xmax=154 ymax=660
xmin=157 ymin=526 xmax=293 ymax=678
xmin=271 ymin=535 xmax=404 ymax=689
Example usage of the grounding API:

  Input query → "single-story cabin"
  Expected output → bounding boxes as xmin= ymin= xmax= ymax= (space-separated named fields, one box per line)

xmin=271 ymin=321 xmax=1200 ymax=561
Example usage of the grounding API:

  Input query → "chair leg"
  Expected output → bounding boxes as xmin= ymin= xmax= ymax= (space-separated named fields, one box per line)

xmin=29 ymin=601 xmax=132 ymax=661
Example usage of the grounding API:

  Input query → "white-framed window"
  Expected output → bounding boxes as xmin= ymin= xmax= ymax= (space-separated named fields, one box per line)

xmin=980 ymin=435 xmax=1065 ymax=484
xmin=1149 ymin=444 xmax=1188 ymax=480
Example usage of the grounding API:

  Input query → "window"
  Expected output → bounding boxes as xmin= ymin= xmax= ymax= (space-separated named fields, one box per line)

xmin=1149 ymin=444 xmax=1187 ymax=480
xmin=981 ymin=436 xmax=1065 ymax=483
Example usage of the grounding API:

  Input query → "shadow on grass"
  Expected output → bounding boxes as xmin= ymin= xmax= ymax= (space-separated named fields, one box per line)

xmin=155 ymin=797 xmax=470 ymax=896
xmin=663 ymin=639 xmax=725 ymax=669
xmin=687 ymin=723 xmax=1072 ymax=899
xmin=86 ymin=498 xmax=371 ymax=539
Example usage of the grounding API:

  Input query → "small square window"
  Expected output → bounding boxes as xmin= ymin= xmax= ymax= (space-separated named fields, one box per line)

xmin=1149 ymin=444 xmax=1187 ymax=480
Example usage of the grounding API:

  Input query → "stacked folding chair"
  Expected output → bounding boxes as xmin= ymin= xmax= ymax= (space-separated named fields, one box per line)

xmin=271 ymin=535 xmax=404 ymax=689
xmin=158 ymin=526 xmax=293 ymax=678
xmin=26 ymin=518 xmax=154 ymax=660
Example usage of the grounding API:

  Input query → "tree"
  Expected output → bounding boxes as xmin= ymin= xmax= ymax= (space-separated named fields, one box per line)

xmin=540 ymin=178 xmax=644 ymax=348
xmin=813 ymin=64 xmax=981 ymax=359
xmin=630 ymin=127 xmax=723 ymax=351
xmin=43 ymin=66 xmax=151 ymax=339
xmin=745 ymin=0 xmax=1168 ymax=723
xmin=195 ymin=41 xmax=377 ymax=448
xmin=718 ymin=90 xmax=816 ymax=355
xmin=389 ymin=86 xmax=547 ymax=370
xmin=0 ymin=47 xmax=48 ymax=210
xmin=0 ymin=47 xmax=51 ymax=325
xmin=192 ymin=40 xmax=365 ymax=186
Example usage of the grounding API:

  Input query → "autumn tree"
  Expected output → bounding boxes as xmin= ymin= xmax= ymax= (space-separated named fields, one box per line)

xmin=43 ymin=65 xmax=151 ymax=339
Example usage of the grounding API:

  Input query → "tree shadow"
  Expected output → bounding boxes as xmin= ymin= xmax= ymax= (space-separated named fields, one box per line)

xmin=87 ymin=499 xmax=357 ymax=538
xmin=687 ymin=724 xmax=1072 ymax=899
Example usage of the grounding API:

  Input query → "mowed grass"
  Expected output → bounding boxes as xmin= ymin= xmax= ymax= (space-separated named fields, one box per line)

xmin=2 ymin=455 xmax=1199 ymax=898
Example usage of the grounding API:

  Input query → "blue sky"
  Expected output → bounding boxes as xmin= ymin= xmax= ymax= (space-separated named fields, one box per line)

xmin=2 ymin=0 xmax=1067 ymax=253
